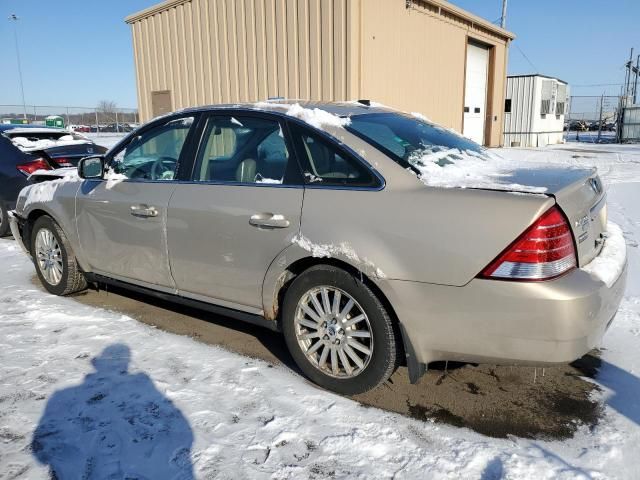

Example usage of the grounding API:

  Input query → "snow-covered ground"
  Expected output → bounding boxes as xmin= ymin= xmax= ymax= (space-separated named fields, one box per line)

xmin=85 ymin=132 xmax=127 ymax=150
xmin=1 ymin=143 xmax=640 ymax=479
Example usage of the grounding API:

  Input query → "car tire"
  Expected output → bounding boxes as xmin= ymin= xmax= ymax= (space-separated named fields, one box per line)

xmin=31 ymin=215 xmax=87 ymax=296
xmin=0 ymin=201 xmax=9 ymax=237
xmin=282 ymin=265 xmax=400 ymax=395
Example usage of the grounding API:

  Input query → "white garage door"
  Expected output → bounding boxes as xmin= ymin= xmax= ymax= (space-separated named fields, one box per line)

xmin=463 ymin=43 xmax=490 ymax=145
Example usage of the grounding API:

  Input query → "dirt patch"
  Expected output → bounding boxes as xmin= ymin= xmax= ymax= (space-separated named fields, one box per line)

xmin=69 ymin=282 xmax=603 ymax=440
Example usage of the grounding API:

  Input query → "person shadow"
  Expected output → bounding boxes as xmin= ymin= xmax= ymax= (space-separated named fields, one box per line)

xmin=31 ymin=343 xmax=194 ymax=479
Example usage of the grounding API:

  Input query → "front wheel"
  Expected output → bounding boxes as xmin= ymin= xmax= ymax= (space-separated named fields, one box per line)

xmin=282 ymin=265 xmax=400 ymax=395
xmin=31 ymin=215 xmax=87 ymax=296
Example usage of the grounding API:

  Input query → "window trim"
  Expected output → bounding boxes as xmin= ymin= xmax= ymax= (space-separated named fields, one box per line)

xmin=188 ymin=111 xmax=305 ymax=187
xmin=104 ymin=112 xmax=200 ymax=183
xmin=287 ymin=120 xmax=385 ymax=191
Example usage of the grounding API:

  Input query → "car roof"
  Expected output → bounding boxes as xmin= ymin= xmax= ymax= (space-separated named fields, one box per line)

xmin=176 ymin=100 xmax=395 ymax=118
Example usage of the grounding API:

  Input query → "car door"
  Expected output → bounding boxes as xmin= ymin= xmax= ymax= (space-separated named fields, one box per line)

xmin=76 ymin=115 xmax=196 ymax=289
xmin=167 ymin=112 xmax=304 ymax=313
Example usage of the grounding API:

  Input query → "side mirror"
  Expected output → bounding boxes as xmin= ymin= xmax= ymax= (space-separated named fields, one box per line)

xmin=78 ymin=155 xmax=104 ymax=179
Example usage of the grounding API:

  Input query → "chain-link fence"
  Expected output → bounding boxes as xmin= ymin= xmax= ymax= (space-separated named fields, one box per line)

xmin=564 ymin=95 xmax=621 ymax=143
xmin=0 ymin=104 xmax=138 ymax=133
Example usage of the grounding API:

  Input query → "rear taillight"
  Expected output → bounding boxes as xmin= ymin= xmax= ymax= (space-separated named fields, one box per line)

xmin=479 ymin=206 xmax=577 ymax=281
xmin=50 ymin=157 xmax=73 ymax=167
xmin=16 ymin=158 xmax=52 ymax=176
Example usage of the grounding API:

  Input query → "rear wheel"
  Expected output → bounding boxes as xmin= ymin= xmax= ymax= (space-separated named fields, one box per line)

xmin=31 ymin=216 xmax=87 ymax=296
xmin=0 ymin=201 xmax=9 ymax=237
xmin=282 ymin=265 xmax=399 ymax=395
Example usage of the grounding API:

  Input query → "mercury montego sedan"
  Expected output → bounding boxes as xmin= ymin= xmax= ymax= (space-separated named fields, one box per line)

xmin=9 ymin=101 xmax=627 ymax=394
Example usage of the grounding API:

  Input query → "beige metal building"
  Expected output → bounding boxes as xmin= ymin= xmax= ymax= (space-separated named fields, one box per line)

xmin=126 ymin=0 xmax=514 ymax=146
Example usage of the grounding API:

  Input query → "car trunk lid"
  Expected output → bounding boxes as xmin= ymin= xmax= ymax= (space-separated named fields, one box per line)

xmin=41 ymin=143 xmax=106 ymax=167
xmin=485 ymin=166 xmax=606 ymax=267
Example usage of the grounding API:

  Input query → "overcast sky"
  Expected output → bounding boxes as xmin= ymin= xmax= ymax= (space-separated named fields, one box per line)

xmin=0 ymin=0 xmax=638 ymax=109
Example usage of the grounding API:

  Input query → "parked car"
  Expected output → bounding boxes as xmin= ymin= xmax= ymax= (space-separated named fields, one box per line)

xmin=0 ymin=125 xmax=107 ymax=236
xmin=9 ymin=102 xmax=627 ymax=394
xmin=100 ymin=123 xmax=135 ymax=133
xmin=569 ymin=120 xmax=588 ymax=131
xmin=69 ymin=124 xmax=91 ymax=133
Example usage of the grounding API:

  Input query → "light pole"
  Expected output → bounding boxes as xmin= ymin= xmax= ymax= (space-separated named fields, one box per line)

xmin=500 ymin=0 xmax=508 ymax=29
xmin=8 ymin=14 xmax=28 ymax=120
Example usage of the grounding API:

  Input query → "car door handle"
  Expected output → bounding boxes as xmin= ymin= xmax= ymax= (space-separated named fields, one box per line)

xmin=130 ymin=204 xmax=158 ymax=218
xmin=249 ymin=213 xmax=290 ymax=229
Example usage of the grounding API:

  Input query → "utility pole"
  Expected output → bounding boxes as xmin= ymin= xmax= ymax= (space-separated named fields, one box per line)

xmin=597 ymin=94 xmax=604 ymax=143
xmin=8 ymin=14 xmax=28 ymax=120
xmin=633 ymin=55 xmax=640 ymax=105
xmin=624 ymin=48 xmax=634 ymax=105
xmin=500 ymin=0 xmax=508 ymax=29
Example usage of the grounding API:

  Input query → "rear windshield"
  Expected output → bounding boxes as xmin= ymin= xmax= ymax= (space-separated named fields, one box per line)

xmin=346 ymin=112 xmax=489 ymax=170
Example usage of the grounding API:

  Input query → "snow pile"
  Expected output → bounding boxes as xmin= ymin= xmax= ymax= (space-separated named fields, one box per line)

xmin=254 ymin=102 xmax=350 ymax=130
xmin=255 ymin=176 xmax=283 ymax=184
xmin=408 ymin=147 xmax=549 ymax=193
xmin=292 ymin=233 xmax=386 ymax=279
xmin=11 ymin=136 xmax=90 ymax=152
xmin=582 ymin=222 xmax=627 ymax=287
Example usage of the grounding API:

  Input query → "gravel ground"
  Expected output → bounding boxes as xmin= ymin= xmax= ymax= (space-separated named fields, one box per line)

xmin=70 ymin=281 xmax=602 ymax=440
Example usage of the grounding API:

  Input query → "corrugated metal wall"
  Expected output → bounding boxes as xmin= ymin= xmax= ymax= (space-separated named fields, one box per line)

xmin=358 ymin=0 xmax=508 ymax=144
xmin=127 ymin=0 xmax=511 ymax=146
xmin=130 ymin=0 xmax=357 ymax=121
xmin=504 ymin=76 xmax=567 ymax=147
xmin=622 ymin=106 xmax=640 ymax=142
xmin=503 ymin=76 xmax=535 ymax=147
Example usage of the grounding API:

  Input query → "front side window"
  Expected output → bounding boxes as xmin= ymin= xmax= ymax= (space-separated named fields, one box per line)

xmin=109 ymin=116 xmax=194 ymax=181
xmin=193 ymin=116 xmax=296 ymax=184
xmin=346 ymin=112 xmax=489 ymax=170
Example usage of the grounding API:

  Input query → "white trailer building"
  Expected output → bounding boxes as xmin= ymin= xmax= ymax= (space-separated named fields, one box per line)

xmin=503 ymin=74 xmax=569 ymax=148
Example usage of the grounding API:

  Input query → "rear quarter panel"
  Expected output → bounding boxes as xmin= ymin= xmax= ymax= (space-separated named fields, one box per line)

xmin=297 ymin=185 xmax=554 ymax=286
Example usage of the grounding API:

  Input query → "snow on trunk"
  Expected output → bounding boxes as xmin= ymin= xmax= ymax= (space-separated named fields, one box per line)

xmin=407 ymin=147 xmax=549 ymax=193
xmin=11 ymin=136 xmax=91 ymax=152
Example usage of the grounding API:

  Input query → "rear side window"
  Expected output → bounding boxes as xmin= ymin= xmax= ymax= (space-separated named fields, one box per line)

xmin=193 ymin=115 xmax=299 ymax=185
xmin=290 ymin=127 xmax=378 ymax=187
xmin=347 ymin=112 xmax=486 ymax=169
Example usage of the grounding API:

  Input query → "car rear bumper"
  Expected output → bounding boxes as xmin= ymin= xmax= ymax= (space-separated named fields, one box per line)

xmin=381 ymin=256 xmax=627 ymax=368
xmin=9 ymin=212 xmax=29 ymax=255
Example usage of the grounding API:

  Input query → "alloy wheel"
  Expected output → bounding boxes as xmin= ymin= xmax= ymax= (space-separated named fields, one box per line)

xmin=294 ymin=286 xmax=373 ymax=379
xmin=35 ymin=228 xmax=64 ymax=286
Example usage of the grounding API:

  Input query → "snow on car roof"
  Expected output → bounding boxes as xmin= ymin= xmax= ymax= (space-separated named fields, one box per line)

xmin=2 ymin=127 xmax=73 ymax=136
xmin=173 ymin=100 xmax=394 ymax=120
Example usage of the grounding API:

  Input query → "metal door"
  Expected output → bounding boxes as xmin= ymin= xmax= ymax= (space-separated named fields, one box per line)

xmin=463 ymin=43 xmax=490 ymax=145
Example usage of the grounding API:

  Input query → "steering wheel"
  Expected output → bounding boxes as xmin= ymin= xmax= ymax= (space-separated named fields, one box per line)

xmin=150 ymin=156 xmax=177 ymax=180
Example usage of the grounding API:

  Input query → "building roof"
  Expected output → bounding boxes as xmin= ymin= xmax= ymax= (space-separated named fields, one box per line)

xmin=125 ymin=0 xmax=515 ymax=41
xmin=507 ymin=74 xmax=569 ymax=85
